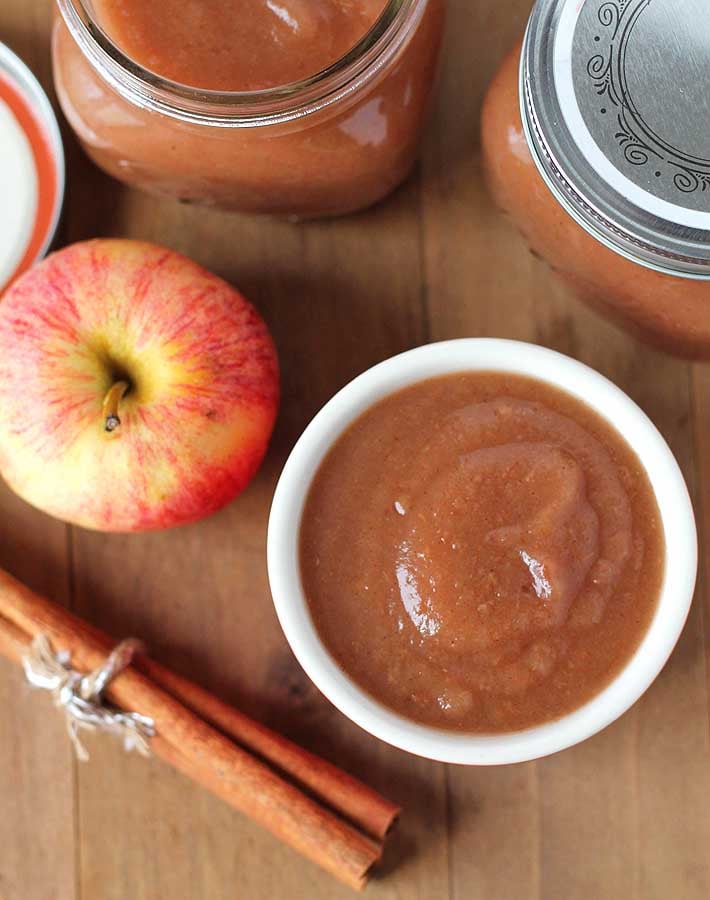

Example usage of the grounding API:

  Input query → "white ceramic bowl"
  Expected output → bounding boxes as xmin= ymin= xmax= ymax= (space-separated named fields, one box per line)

xmin=267 ymin=339 xmax=697 ymax=765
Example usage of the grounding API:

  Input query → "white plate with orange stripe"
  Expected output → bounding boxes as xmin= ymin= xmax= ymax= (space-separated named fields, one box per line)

xmin=0 ymin=42 xmax=64 ymax=295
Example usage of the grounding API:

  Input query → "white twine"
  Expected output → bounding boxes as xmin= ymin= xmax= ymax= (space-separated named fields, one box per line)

xmin=22 ymin=634 xmax=155 ymax=762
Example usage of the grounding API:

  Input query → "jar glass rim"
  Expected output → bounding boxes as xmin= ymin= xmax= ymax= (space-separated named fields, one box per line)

xmin=56 ymin=0 xmax=420 ymax=126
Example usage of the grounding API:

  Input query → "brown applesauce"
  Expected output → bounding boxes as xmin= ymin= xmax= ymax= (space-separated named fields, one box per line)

xmin=51 ymin=0 xmax=444 ymax=217
xmin=91 ymin=0 xmax=388 ymax=92
xmin=300 ymin=372 xmax=665 ymax=733
xmin=481 ymin=44 xmax=710 ymax=360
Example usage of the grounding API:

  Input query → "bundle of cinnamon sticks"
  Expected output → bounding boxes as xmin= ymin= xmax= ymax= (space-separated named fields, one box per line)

xmin=0 ymin=568 xmax=399 ymax=890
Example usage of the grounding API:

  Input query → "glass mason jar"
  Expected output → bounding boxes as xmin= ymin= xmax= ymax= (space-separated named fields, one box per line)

xmin=52 ymin=0 xmax=445 ymax=218
xmin=482 ymin=0 xmax=710 ymax=359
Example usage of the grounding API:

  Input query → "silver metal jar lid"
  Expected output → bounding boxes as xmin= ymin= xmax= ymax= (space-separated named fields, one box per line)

xmin=521 ymin=0 xmax=710 ymax=279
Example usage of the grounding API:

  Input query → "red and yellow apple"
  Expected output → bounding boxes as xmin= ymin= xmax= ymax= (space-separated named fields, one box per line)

xmin=0 ymin=239 xmax=279 ymax=531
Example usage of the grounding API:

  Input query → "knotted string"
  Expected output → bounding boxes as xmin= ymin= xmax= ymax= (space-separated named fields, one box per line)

xmin=22 ymin=634 xmax=155 ymax=761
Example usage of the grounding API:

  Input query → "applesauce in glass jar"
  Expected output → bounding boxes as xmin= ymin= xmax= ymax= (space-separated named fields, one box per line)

xmin=52 ymin=0 xmax=445 ymax=218
xmin=482 ymin=0 xmax=710 ymax=359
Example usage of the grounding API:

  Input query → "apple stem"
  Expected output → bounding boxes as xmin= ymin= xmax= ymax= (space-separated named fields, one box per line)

xmin=103 ymin=380 xmax=130 ymax=433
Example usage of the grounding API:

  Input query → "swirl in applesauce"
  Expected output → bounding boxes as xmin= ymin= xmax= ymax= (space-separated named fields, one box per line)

xmin=300 ymin=373 xmax=665 ymax=733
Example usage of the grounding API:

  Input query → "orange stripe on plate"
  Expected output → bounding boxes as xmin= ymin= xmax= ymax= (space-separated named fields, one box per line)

xmin=0 ymin=71 xmax=59 ymax=293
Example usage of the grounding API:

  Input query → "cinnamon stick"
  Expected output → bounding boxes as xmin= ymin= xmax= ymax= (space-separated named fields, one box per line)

xmin=0 ymin=570 xmax=384 ymax=890
xmin=0 ymin=570 xmax=398 ymax=839
xmin=135 ymin=656 xmax=399 ymax=840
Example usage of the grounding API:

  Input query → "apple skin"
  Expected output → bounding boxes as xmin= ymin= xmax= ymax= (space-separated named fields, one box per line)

xmin=0 ymin=239 xmax=279 ymax=532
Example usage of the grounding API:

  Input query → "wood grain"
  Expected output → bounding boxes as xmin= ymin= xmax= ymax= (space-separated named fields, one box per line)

xmin=0 ymin=7 xmax=76 ymax=900
xmin=0 ymin=1 xmax=708 ymax=899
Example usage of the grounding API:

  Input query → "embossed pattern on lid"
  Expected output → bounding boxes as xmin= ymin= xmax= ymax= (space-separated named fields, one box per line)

xmin=522 ymin=0 xmax=710 ymax=278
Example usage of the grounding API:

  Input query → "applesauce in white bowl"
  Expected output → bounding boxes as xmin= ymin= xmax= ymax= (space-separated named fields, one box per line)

xmin=267 ymin=340 xmax=697 ymax=764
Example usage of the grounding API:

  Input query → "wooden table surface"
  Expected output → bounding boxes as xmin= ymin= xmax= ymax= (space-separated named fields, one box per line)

xmin=2 ymin=2 xmax=709 ymax=899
